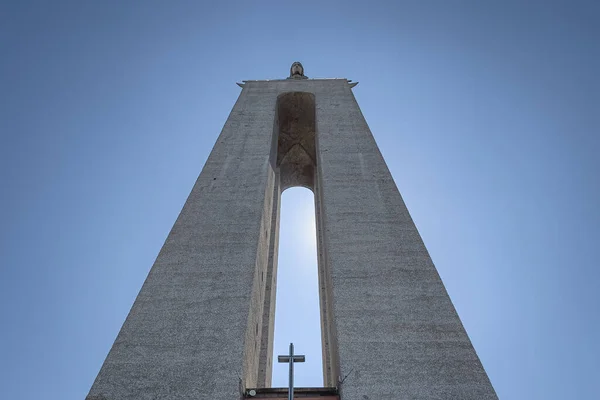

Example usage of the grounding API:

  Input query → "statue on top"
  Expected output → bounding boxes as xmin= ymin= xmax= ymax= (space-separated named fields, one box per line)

xmin=288 ymin=61 xmax=308 ymax=79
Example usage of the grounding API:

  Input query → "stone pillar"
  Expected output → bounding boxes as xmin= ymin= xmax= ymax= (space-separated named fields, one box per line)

xmin=315 ymin=82 xmax=497 ymax=399
xmin=87 ymin=86 xmax=279 ymax=400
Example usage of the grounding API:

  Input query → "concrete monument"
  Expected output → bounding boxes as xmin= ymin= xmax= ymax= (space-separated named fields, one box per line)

xmin=87 ymin=63 xmax=497 ymax=400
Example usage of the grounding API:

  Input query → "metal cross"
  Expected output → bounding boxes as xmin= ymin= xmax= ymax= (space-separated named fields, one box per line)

xmin=277 ymin=343 xmax=305 ymax=400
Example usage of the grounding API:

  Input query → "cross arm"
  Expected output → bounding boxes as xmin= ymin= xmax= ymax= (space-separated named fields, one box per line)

xmin=278 ymin=355 xmax=306 ymax=363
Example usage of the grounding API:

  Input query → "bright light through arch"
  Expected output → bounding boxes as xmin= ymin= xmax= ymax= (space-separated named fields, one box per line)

xmin=271 ymin=186 xmax=323 ymax=388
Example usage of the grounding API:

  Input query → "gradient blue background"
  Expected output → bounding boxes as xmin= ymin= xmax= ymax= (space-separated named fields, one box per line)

xmin=1 ymin=1 xmax=599 ymax=399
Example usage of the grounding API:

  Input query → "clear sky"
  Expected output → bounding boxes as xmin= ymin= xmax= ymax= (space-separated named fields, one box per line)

xmin=1 ymin=1 xmax=599 ymax=399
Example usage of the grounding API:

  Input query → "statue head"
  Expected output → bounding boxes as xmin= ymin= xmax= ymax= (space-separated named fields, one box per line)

xmin=289 ymin=62 xmax=306 ymax=79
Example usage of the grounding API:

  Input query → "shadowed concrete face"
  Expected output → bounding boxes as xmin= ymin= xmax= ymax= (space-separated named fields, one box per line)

xmin=87 ymin=66 xmax=497 ymax=400
xmin=277 ymin=92 xmax=316 ymax=190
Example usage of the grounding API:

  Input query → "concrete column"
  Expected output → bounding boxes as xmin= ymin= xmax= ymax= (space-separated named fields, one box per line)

xmin=87 ymin=86 xmax=278 ymax=400
xmin=315 ymin=82 xmax=497 ymax=399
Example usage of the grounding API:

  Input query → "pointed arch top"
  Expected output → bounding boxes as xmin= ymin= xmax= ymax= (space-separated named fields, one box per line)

xmin=276 ymin=92 xmax=316 ymax=191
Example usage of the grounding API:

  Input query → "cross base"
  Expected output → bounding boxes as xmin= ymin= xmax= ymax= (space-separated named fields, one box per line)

xmin=244 ymin=387 xmax=339 ymax=399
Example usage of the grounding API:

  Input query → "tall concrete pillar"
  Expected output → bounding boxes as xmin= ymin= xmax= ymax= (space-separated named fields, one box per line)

xmin=87 ymin=63 xmax=497 ymax=400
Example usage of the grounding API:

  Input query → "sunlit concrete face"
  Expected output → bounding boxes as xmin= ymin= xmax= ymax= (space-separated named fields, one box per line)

xmin=87 ymin=68 xmax=498 ymax=400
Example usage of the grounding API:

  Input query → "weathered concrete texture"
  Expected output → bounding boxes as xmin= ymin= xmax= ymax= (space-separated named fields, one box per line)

xmin=88 ymin=76 xmax=497 ymax=400
xmin=87 ymin=86 xmax=281 ymax=399
xmin=312 ymin=80 xmax=498 ymax=399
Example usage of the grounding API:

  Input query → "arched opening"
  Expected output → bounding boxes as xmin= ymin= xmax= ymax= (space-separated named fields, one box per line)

xmin=267 ymin=92 xmax=326 ymax=387
xmin=271 ymin=187 xmax=323 ymax=387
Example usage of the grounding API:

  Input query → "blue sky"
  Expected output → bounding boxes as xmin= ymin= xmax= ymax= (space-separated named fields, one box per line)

xmin=1 ymin=1 xmax=599 ymax=398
